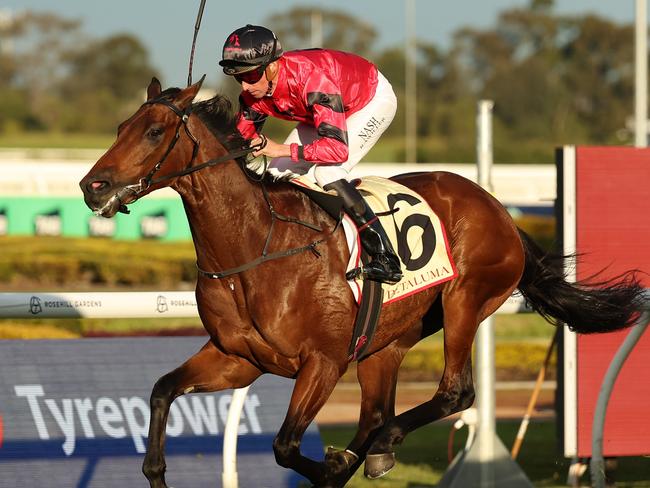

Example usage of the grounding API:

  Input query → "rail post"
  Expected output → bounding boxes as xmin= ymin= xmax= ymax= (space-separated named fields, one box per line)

xmin=222 ymin=386 xmax=251 ymax=488
xmin=590 ymin=307 xmax=650 ymax=488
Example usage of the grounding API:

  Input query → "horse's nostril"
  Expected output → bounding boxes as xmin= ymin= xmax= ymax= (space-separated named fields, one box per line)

xmin=88 ymin=180 xmax=110 ymax=193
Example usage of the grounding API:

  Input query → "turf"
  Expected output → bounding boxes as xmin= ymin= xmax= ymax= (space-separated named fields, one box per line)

xmin=319 ymin=420 xmax=650 ymax=487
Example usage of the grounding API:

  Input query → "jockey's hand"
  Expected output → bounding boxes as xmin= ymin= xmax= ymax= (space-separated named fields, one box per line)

xmin=251 ymin=137 xmax=291 ymax=159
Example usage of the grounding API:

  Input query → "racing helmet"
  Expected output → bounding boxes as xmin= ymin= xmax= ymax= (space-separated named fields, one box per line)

xmin=219 ymin=24 xmax=283 ymax=75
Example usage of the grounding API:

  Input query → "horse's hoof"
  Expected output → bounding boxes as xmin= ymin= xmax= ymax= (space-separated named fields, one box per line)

xmin=325 ymin=446 xmax=359 ymax=471
xmin=364 ymin=452 xmax=396 ymax=479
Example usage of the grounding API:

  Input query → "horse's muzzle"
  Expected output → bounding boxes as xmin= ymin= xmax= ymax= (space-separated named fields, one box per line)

xmin=79 ymin=175 xmax=140 ymax=218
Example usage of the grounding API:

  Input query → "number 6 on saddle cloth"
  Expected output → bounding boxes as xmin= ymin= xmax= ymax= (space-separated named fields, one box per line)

xmin=291 ymin=174 xmax=458 ymax=361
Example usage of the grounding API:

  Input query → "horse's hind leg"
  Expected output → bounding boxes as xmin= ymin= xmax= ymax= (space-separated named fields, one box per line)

xmin=142 ymin=340 xmax=261 ymax=488
xmin=363 ymin=210 xmax=524 ymax=477
xmin=324 ymin=330 xmax=419 ymax=486
xmin=364 ymin=296 xmax=481 ymax=478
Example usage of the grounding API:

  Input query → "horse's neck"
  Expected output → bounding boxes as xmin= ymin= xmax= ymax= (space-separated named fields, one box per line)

xmin=172 ymin=137 xmax=267 ymax=272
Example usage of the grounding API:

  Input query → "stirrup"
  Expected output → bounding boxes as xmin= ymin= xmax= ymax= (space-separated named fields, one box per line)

xmin=345 ymin=264 xmax=402 ymax=285
xmin=345 ymin=266 xmax=364 ymax=281
xmin=365 ymin=268 xmax=402 ymax=285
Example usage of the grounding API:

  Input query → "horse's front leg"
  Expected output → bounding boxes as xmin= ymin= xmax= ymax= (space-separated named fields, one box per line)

xmin=142 ymin=340 xmax=261 ymax=488
xmin=272 ymin=354 xmax=342 ymax=487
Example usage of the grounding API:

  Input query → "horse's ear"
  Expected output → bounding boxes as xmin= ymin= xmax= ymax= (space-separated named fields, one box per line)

xmin=176 ymin=75 xmax=206 ymax=110
xmin=147 ymin=77 xmax=162 ymax=100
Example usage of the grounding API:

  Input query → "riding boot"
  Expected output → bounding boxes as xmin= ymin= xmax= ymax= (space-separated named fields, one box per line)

xmin=324 ymin=179 xmax=403 ymax=285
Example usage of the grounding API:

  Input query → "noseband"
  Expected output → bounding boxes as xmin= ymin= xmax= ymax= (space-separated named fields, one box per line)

xmin=107 ymin=97 xmax=265 ymax=215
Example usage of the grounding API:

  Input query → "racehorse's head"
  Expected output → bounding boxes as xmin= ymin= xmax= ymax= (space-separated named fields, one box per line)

xmin=80 ymin=77 xmax=204 ymax=217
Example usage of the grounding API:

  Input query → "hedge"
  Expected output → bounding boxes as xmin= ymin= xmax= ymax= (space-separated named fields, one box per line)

xmin=0 ymin=236 xmax=196 ymax=288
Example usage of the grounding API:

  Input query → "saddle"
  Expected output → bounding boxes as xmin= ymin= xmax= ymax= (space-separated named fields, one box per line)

xmin=291 ymin=175 xmax=457 ymax=360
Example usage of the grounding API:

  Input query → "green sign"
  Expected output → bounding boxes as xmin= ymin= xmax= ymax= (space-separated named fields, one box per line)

xmin=0 ymin=197 xmax=191 ymax=241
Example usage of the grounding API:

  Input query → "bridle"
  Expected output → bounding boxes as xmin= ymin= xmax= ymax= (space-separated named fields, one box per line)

xmin=98 ymin=94 xmax=341 ymax=280
xmin=98 ymin=95 xmax=266 ymax=216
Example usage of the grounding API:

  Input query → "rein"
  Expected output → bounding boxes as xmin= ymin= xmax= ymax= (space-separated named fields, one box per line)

xmin=118 ymin=96 xmax=342 ymax=280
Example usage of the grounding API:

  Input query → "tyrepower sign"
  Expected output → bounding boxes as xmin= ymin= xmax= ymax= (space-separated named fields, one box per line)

xmin=0 ymin=337 xmax=323 ymax=487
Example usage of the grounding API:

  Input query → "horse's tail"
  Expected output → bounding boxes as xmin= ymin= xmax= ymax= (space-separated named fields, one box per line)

xmin=516 ymin=228 xmax=646 ymax=334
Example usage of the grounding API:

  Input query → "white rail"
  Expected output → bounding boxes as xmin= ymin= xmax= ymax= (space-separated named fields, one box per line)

xmin=0 ymin=291 xmax=531 ymax=319
xmin=0 ymin=291 xmax=200 ymax=318
xmin=0 ymin=160 xmax=556 ymax=208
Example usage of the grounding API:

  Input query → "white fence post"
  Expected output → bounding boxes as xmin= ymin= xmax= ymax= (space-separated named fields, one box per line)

xmin=222 ymin=386 xmax=250 ymax=488
xmin=476 ymin=100 xmax=497 ymax=467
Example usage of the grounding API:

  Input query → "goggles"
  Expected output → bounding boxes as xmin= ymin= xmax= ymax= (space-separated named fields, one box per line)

xmin=233 ymin=66 xmax=266 ymax=84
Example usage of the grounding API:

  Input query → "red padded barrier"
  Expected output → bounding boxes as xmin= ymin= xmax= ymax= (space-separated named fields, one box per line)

xmin=574 ymin=146 xmax=650 ymax=457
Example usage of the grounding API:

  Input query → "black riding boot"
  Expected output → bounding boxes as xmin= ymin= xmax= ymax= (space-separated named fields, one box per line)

xmin=324 ymin=179 xmax=403 ymax=285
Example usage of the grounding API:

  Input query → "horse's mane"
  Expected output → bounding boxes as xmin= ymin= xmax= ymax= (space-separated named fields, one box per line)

xmin=156 ymin=87 xmax=247 ymax=153
xmin=156 ymin=87 xmax=280 ymax=182
xmin=194 ymin=96 xmax=248 ymax=153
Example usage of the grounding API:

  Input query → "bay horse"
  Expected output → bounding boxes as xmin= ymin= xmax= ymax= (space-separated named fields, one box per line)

xmin=80 ymin=78 xmax=644 ymax=488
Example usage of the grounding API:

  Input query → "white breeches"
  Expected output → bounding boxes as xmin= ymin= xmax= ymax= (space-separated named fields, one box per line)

xmin=267 ymin=71 xmax=397 ymax=187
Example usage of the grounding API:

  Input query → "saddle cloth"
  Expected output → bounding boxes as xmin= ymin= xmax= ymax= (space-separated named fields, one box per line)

xmin=291 ymin=175 xmax=458 ymax=305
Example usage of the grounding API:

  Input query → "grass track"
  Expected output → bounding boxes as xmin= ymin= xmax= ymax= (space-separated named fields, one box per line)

xmin=319 ymin=420 xmax=650 ymax=487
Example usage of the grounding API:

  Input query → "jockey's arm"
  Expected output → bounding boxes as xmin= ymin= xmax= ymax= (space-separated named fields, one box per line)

xmin=296 ymin=73 xmax=349 ymax=164
xmin=235 ymin=96 xmax=290 ymax=158
xmin=297 ymin=101 xmax=349 ymax=163
xmin=253 ymin=73 xmax=350 ymax=163
xmin=235 ymin=95 xmax=267 ymax=140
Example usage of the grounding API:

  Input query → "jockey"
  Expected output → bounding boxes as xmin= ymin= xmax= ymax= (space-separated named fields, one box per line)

xmin=219 ymin=24 xmax=403 ymax=285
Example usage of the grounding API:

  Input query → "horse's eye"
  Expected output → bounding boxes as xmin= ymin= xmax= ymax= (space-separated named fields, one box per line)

xmin=146 ymin=127 xmax=164 ymax=140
